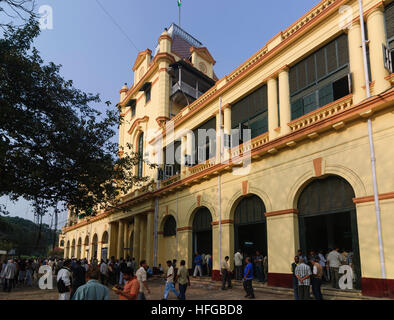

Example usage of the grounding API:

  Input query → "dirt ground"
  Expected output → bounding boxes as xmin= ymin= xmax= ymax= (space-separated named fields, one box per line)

xmin=0 ymin=277 xmax=292 ymax=300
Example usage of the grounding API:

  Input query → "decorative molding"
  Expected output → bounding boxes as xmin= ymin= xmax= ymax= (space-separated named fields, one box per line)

xmin=353 ymin=192 xmax=394 ymax=204
xmin=190 ymin=46 xmax=216 ymax=65
xmin=313 ymin=157 xmax=323 ymax=177
xmin=242 ymin=181 xmax=248 ymax=196
xmin=265 ymin=209 xmax=298 ymax=217
xmin=211 ymin=220 xmax=234 ymax=226
xmin=128 ymin=116 xmax=149 ymax=134
xmin=132 ymin=49 xmax=152 ymax=72
xmin=177 ymin=226 xmax=192 ymax=232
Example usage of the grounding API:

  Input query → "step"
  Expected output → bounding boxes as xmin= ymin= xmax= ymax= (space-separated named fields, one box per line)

xmin=189 ymin=278 xmax=388 ymax=300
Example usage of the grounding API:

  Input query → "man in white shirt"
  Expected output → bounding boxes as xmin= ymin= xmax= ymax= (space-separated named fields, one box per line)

xmin=135 ymin=260 xmax=150 ymax=300
xmin=326 ymin=247 xmax=343 ymax=289
xmin=100 ymin=260 xmax=108 ymax=285
xmin=205 ymin=254 xmax=211 ymax=276
xmin=163 ymin=260 xmax=180 ymax=300
xmin=2 ymin=259 xmax=17 ymax=292
xmin=57 ymin=260 xmax=72 ymax=300
xmin=221 ymin=256 xmax=232 ymax=290
xmin=234 ymin=249 xmax=243 ymax=280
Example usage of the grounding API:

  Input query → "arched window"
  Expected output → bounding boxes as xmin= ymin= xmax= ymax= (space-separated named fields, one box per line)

xmin=163 ymin=216 xmax=177 ymax=237
xmin=137 ymin=133 xmax=144 ymax=177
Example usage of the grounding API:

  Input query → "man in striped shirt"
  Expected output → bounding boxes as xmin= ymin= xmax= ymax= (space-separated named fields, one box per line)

xmin=294 ymin=258 xmax=312 ymax=300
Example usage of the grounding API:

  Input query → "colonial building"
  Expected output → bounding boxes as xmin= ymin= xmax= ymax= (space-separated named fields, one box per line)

xmin=61 ymin=0 xmax=394 ymax=298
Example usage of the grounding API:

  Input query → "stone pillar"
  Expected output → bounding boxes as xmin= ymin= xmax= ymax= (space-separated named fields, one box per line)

xmin=123 ymin=222 xmax=129 ymax=259
xmin=267 ymin=77 xmax=279 ymax=140
xmin=181 ymin=135 xmax=187 ymax=177
xmin=129 ymin=222 xmax=135 ymax=258
xmin=223 ymin=105 xmax=231 ymax=162
xmin=133 ymin=216 xmax=141 ymax=263
xmin=348 ymin=21 xmax=367 ymax=104
xmin=139 ymin=216 xmax=147 ymax=261
xmin=187 ymin=131 xmax=194 ymax=165
xmin=145 ymin=212 xmax=155 ymax=266
xmin=216 ymin=111 xmax=222 ymax=163
xmin=366 ymin=6 xmax=391 ymax=94
xmin=278 ymin=68 xmax=291 ymax=136
xmin=108 ymin=222 xmax=118 ymax=259
xmin=220 ymin=221 xmax=234 ymax=270
xmin=117 ymin=220 xmax=124 ymax=260
xmin=266 ymin=212 xmax=299 ymax=288
xmin=211 ymin=224 xmax=220 ymax=281
xmin=97 ymin=242 xmax=102 ymax=261
xmin=177 ymin=228 xmax=193 ymax=272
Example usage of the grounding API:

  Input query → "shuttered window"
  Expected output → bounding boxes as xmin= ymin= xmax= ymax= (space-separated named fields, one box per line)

xmin=290 ymin=34 xmax=351 ymax=120
xmin=385 ymin=2 xmax=394 ymax=41
xmin=231 ymin=85 xmax=268 ymax=144
xmin=385 ymin=3 xmax=394 ymax=68
xmin=192 ymin=117 xmax=216 ymax=165
xmin=163 ymin=140 xmax=181 ymax=177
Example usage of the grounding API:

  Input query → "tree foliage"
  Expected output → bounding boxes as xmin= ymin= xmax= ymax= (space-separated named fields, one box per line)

xmin=0 ymin=14 xmax=155 ymax=218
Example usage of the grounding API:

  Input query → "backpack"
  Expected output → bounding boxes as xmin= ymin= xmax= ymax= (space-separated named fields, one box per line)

xmin=57 ymin=268 xmax=71 ymax=293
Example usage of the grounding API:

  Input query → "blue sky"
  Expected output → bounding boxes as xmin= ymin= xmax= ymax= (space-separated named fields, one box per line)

xmin=1 ymin=0 xmax=319 ymax=226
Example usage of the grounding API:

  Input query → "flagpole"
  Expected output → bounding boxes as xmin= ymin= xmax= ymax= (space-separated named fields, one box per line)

xmin=179 ymin=5 xmax=181 ymax=27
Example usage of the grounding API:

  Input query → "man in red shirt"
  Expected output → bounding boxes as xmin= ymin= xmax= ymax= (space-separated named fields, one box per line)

xmin=114 ymin=267 xmax=139 ymax=300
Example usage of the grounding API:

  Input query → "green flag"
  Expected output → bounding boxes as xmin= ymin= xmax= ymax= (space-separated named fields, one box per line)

xmin=177 ymin=0 xmax=182 ymax=7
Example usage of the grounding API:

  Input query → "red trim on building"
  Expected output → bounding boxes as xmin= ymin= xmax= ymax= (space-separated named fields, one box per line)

xmin=361 ymin=278 xmax=394 ymax=298
xmin=267 ymin=272 xmax=293 ymax=289
xmin=211 ymin=269 xmax=222 ymax=281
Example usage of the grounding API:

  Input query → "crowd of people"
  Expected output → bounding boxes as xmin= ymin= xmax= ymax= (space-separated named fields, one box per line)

xmin=292 ymin=247 xmax=357 ymax=300
xmin=1 ymin=246 xmax=355 ymax=300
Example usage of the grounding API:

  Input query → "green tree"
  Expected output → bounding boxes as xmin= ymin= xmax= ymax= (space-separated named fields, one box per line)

xmin=1 ymin=11 xmax=155 ymax=218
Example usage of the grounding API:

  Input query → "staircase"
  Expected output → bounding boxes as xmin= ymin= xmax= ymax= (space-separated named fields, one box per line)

xmin=189 ymin=277 xmax=388 ymax=300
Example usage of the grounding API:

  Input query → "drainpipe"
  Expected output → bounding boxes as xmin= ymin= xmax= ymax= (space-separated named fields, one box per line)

xmin=358 ymin=0 xmax=386 ymax=280
xmin=218 ymin=97 xmax=222 ymax=276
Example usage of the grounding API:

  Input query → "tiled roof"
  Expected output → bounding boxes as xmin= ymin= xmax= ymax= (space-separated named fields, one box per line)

xmin=172 ymin=34 xmax=193 ymax=59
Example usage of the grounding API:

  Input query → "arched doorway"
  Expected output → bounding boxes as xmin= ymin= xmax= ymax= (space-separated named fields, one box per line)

xmin=71 ymin=239 xmax=76 ymax=258
xmin=84 ymin=236 xmax=89 ymax=260
xmin=162 ymin=216 xmax=177 ymax=263
xmin=297 ymin=175 xmax=361 ymax=289
xmin=77 ymin=238 xmax=82 ymax=259
xmin=92 ymin=234 xmax=98 ymax=260
xmin=234 ymin=195 xmax=267 ymax=258
xmin=101 ymin=232 xmax=109 ymax=261
xmin=192 ymin=207 xmax=212 ymax=259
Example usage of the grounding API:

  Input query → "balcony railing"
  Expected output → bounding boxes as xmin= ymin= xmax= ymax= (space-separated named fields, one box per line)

xmin=171 ymin=81 xmax=203 ymax=100
xmin=188 ymin=158 xmax=216 ymax=175
xmin=160 ymin=174 xmax=181 ymax=188
xmin=230 ymin=132 xmax=269 ymax=159
xmin=288 ymin=94 xmax=353 ymax=132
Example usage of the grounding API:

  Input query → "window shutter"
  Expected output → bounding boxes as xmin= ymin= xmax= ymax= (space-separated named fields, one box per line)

xmin=297 ymin=60 xmax=307 ymax=90
xmin=337 ymin=34 xmax=349 ymax=67
xmin=385 ymin=3 xmax=394 ymax=40
xmin=289 ymin=67 xmax=298 ymax=94
xmin=303 ymin=92 xmax=317 ymax=114
xmin=291 ymin=98 xmax=304 ymax=120
xmin=306 ymin=54 xmax=316 ymax=85
xmin=316 ymin=47 xmax=326 ymax=79
xmin=319 ymin=83 xmax=334 ymax=107
xmin=326 ymin=40 xmax=337 ymax=73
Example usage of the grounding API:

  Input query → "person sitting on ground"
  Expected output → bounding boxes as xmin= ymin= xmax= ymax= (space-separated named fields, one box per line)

xmin=72 ymin=266 xmax=109 ymax=300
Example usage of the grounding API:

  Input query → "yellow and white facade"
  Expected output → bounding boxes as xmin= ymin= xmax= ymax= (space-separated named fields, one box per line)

xmin=62 ymin=0 xmax=394 ymax=298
